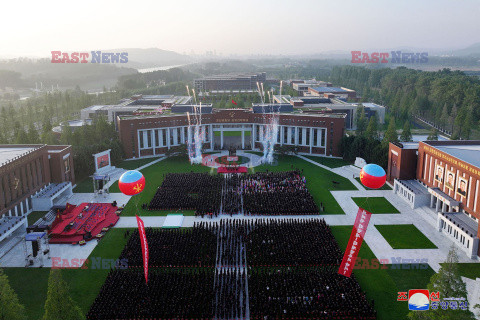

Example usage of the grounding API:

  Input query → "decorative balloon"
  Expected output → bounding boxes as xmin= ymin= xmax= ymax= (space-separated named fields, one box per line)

xmin=360 ymin=164 xmax=386 ymax=189
xmin=118 ymin=170 xmax=145 ymax=196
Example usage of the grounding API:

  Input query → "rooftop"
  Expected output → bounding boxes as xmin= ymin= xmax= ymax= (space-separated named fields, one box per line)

xmin=310 ymin=87 xmax=350 ymax=93
xmin=433 ymin=144 xmax=480 ymax=168
xmin=0 ymin=146 xmax=39 ymax=165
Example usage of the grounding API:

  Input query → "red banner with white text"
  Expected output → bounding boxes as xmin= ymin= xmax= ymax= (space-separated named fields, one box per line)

xmin=136 ymin=215 xmax=149 ymax=284
xmin=338 ymin=207 xmax=372 ymax=277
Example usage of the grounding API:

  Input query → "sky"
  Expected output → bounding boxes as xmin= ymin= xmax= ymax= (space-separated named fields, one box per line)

xmin=1 ymin=0 xmax=479 ymax=58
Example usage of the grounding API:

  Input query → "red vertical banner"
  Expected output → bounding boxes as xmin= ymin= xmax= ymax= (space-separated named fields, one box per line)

xmin=338 ymin=207 xmax=372 ymax=277
xmin=136 ymin=215 xmax=149 ymax=284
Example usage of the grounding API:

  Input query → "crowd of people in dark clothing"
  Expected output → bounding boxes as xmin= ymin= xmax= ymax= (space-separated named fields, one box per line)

xmin=147 ymin=170 xmax=318 ymax=216
xmin=248 ymin=267 xmax=376 ymax=319
xmin=246 ymin=219 xmax=343 ymax=266
xmin=89 ymin=215 xmax=376 ymax=319
xmin=87 ymin=268 xmax=215 ymax=320
xmin=148 ymin=173 xmax=222 ymax=216
xmin=214 ymin=269 xmax=247 ymax=319
xmin=119 ymin=222 xmax=217 ymax=267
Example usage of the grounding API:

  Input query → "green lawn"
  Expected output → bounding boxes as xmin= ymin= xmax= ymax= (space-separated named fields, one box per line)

xmin=252 ymin=154 xmax=357 ymax=214
xmin=73 ymin=157 xmax=163 ymax=193
xmin=114 ymin=156 xmax=211 ymax=216
xmin=115 ymin=154 xmax=356 ymax=216
xmin=352 ymin=197 xmax=400 ymax=214
xmin=303 ymin=155 xmax=352 ymax=168
xmin=355 ymin=177 xmax=392 ymax=190
xmin=214 ymin=131 xmax=250 ymax=137
xmin=331 ymin=225 xmax=435 ymax=320
xmin=375 ymin=224 xmax=438 ymax=249
xmin=27 ymin=211 xmax=48 ymax=225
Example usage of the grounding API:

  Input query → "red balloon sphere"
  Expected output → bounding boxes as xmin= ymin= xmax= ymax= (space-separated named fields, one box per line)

xmin=118 ymin=170 xmax=145 ymax=196
xmin=360 ymin=164 xmax=386 ymax=189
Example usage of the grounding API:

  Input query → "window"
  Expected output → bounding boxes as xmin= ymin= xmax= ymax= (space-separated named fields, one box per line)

xmin=155 ymin=130 xmax=159 ymax=147
xmin=147 ymin=130 xmax=152 ymax=148
xmin=313 ymin=129 xmax=318 ymax=147
xmin=298 ymin=128 xmax=303 ymax=145
xmin=64 ymin=158 xmax=70 ymax=173
xmin=306 ymin=128 xmax=310 ymax=146
xmin=139 ymin=131 xmax=144 ymax=149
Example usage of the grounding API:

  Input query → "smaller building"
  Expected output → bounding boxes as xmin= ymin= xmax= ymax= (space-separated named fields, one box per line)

xmin=194 ymin=73 xmax=267 ymax=92
xmin=308 ymin=86 xmax=357 ymax=100
xmin=387 ymin=140 xmax=480 ymax=259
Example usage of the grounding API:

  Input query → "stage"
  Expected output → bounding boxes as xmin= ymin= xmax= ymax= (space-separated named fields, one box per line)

xmin=49 ymin=203 xmax=120 ymax=244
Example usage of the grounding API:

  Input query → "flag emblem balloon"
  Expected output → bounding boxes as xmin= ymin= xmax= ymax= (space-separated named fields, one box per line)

xmin=118 ymin=170 xmax=145 ymax=196
xmin=360 ymin=164 xmax=386 ymax=189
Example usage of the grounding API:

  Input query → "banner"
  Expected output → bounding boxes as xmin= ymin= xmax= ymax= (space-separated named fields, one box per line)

xmin=338 ymin=207 xmax=372 ymax=277
xmin=136 ymin=215 xmax=149 ymax=284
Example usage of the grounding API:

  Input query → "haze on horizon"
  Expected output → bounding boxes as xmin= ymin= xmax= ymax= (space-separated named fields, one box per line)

xmin=1 ymin=0 xmax=480 ymax=58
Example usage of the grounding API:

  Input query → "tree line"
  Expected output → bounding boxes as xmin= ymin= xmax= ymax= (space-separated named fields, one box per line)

xmin=329 ymin=65 xmax=480 ymax=139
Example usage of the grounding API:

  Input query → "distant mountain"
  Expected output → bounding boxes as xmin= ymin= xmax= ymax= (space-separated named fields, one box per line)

xmin=450 ymin=42 xmax=480 ymax=57
xmin=106 ymin=48 xmax=191 ymax=68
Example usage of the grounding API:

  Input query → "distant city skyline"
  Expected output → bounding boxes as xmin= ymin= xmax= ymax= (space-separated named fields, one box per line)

xmin=1 ymin=0 xmax=479 ymax=58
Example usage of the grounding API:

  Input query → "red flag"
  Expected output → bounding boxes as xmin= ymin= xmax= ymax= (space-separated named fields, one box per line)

xmin=231 ymin=99 xmax=237 ymax=105
xmin=136 ymin=215 xmax=149 ymax=283
xmin=338 ymin=207 xmax=372 ymax=277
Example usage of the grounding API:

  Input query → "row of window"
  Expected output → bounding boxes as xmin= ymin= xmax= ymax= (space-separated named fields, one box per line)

xmin=138 ymin=126 xmax=211 ymax=149
xmin=254 ymin=125 xmax=326 ymax=147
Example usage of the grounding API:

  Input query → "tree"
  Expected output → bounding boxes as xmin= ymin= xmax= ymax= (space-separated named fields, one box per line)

xmin=365 ymin=116 xmax=378 ymax=140
xmin=42 ymin=269 xmax=84 ymax=320
xmin=0 ymin=268 xmax=27 ymax=320
xmin=383 ymin=117 xmax=398 ymax=146
xmin=400 ymin=120 xmax=412 ymax=142
xmin=408 ymin=246 xmax=475 ymax=320
xmin=355 ymin=105 xmax=367 ymax=135
xmin=427 ymin=127 xmax=439 ymax=141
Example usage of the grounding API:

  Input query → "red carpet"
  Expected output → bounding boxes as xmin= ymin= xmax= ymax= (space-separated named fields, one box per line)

xmin=49 ymin=203 xmax=119 ymax=244
xmin=217 ymin=166 xmax=247 ymax=173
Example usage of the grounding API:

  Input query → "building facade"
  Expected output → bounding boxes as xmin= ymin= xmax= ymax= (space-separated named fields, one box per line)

xmin=117 ymin=109 xmax=346 ymax=159
xmin=194 ymin=73 xmax=267 ymax=92
xmin=387 ymin=140 xmax=480 ymax=258
xmin=0 ymin=145 xmax=75 ymax=218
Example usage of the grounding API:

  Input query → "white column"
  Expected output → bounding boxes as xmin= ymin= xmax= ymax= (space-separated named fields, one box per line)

xmin=151 ymin=129 xmax=156 ymax=155
xmin=287 ymin=126 xmax=292 ymax=145
xmin=20 ymin=201 xmax=24 ymax=215
xmin=181 ymin=127 xmax=185 ymax=144
xmin=430 ymin=194 xmax=434 ymax=208
xmin=295 ymin=127 xmax=299 ymax=145
xmin=187 ymin=127 xmax=192 ymax=146
xmin=210 ymin=125 xmax=214 ymax=151
xmin=137 ymin=130 xmax=142 ymax=157
xmin=241 ymin=129 xmax=245 ymax=149
xmin=220 ymin=125 xmax=224 ymax=149
xmin=280 ymin=126 xmax=284 ymax=145
xmin=302 ymin=128 xmax=307 ymax=146
xmin=316 ymin=129 xmax=321 ymax=147
xmin=436 ymin=199 xmax=440 ymax=212
xmin=309 ymin=128 xmax=313 ymax=154
xmin=166 ymin=128 xmax=171 ymax=150
xmin=15 ymin=205 xmax=18 ymax=216
xmin=251 ymin=124 xmax=255 ymax=150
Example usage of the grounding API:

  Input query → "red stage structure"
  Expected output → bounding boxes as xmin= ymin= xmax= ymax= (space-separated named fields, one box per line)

xmin=49 ymin=203 xmax=120 ymax=244
xmin=217 ymin=166 xmax=247 ymax=174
